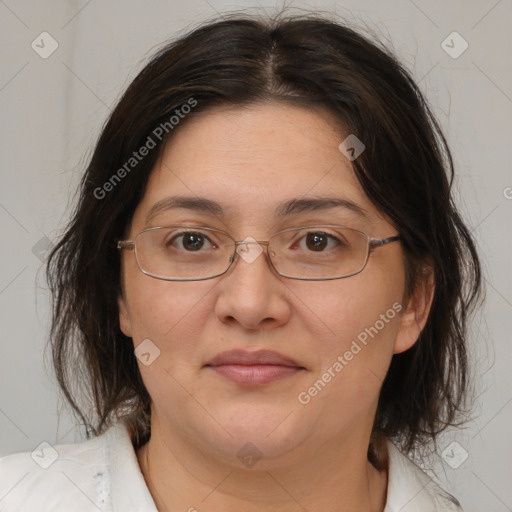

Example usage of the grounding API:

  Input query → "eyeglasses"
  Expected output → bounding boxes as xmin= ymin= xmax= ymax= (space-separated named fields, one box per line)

xmin=117 ymin=225 xmax=400 ymax=281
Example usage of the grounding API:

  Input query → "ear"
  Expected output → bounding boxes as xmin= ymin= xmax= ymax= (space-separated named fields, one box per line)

xmin=118 ymin=293 xmax=133 ymax=338
xmin=394 ymin=267 xmax=435 ymax=354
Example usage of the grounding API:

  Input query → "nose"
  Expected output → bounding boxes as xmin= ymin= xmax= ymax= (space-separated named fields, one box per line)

xmin=213 ymin=239 xmax=291 ymax=331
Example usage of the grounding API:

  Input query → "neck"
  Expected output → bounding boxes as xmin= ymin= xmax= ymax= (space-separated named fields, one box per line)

xmin=137 ymin=418 xmax=388 ymax=512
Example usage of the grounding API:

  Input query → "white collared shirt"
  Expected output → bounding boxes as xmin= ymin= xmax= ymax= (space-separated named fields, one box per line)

xmin=0 ymin=421 xmax=462 ymax=511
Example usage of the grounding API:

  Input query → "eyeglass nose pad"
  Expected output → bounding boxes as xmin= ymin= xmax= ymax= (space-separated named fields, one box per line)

xmin=234 ymin=238 xmax=265 ymax=265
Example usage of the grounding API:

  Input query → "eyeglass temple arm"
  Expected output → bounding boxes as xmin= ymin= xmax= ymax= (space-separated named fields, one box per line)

xmin=369 ymin=235 xmax=401 ymax=248
xmin=117 ymin=240 xmax=135 ymax=251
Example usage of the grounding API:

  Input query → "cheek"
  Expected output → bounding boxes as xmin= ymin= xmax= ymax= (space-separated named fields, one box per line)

xmin=295 ymin=271 xmax=403 ymax=405
xmin=123 ymin=267 xmax=210 ymax=340
xmin=123 ymin=277 xmax=213 ymax=402
xmin=299 ymin=270 xmax=403 ymax=347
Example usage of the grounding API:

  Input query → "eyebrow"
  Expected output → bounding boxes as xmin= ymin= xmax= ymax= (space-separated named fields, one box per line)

xmin=145 ymin=195 xmax=368 ymax=224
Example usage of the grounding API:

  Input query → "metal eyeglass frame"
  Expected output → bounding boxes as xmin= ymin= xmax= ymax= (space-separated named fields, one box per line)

xmin=117 ymin=224 xmax=401 ymax=281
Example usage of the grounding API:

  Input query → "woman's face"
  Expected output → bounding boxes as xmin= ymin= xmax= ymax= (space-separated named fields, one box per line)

xmin=118 ymin=102 xmax=426 ymax=465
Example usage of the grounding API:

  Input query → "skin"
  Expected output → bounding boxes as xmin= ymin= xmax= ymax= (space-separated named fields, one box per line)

xmin=118 ymin=102 xmax=434 ymax=512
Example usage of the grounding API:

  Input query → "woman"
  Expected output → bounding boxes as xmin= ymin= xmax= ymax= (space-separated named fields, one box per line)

xmin=0 ymin=12 xmax=481 ymax=511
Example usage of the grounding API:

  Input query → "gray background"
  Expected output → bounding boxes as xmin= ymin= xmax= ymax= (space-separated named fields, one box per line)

xmin=0 ymin=1 xmax=510 ymax=510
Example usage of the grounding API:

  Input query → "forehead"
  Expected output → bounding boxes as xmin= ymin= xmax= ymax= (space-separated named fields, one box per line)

xmin=130 ymin=102 xmax=387 ymax=230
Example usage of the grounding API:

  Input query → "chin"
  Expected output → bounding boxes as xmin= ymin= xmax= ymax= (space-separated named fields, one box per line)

xmin=201 ymin=404 xmax=311 ymax=462
xmin=213 ymin=431 xmax=305 ymax=467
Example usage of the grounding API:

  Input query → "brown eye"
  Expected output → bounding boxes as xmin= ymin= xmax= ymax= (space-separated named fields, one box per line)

xmin=167 ymin=231 xmax=212 ymax=251
xmin=305 ymin=233 xmax=329 ymax=251
xmin=181 ymin=232 xmax=205 ymax=251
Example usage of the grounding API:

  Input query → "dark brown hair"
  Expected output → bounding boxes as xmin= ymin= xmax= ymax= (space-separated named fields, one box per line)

xmin=46 ymin=11 xmax=482 ymax=463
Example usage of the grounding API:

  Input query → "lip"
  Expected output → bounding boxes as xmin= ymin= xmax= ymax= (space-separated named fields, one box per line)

xmin=204 ymin=349 xmax=305 ymax=386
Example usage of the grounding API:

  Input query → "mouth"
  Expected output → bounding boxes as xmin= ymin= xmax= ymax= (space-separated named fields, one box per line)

xmin=204 ymin=349 xmax=306 ymax=386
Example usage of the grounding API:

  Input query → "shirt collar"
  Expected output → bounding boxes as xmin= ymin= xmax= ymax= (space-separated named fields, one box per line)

xmin=106 ymin=421 xmax=158 ymax=511
xmin=104 ymin=422 xmax=459 ymax=511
